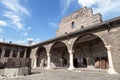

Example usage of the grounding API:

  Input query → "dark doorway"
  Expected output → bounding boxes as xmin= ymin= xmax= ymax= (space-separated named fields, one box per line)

xmin=64 ymin=59 xmax=67 ymax=65
xmin=83 ymin=58 xmax=87 ymax=67
xmin=74 ymin=59 xmax=78 ymax=68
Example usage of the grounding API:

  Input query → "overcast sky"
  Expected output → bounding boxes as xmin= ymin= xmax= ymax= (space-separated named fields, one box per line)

xmin=0 ymin=0 xmax=120 ymax=45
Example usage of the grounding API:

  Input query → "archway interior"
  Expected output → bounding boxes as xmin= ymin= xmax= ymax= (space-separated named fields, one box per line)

xmin=0 ymin=47 xmax=2 ymax=58
xmin=12 ymin=47 xmax=18 ymax=58
xmin=36 ymin=46 xmax=47 ymax=67
xmin=50 ymin=42 xmax=69 ymax=68
xmin=20 ymin=48 xmax=25 ymax=58
xmin=4 ymin=46 xmax=11 ymax=57
xmin=73 ymin=34 xmax=109 ymax=69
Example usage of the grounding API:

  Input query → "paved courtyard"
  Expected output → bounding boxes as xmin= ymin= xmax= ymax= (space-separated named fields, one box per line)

xmin=0 ymin=68 xmax=120 ymax=80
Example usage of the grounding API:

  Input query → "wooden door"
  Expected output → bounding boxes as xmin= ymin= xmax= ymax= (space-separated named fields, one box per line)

xmin=101 ymin=57 xmax=109 ymax=69
xmin=95 ymin=57 xmax=100 ymax=68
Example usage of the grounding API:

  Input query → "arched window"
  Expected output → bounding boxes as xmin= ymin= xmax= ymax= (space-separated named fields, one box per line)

xmin=72 ymin=22 xmax=75 ymax=28
xmin=81 ymin=26 xmax=84 ymax=29
xmin=65 ymin=32 xmax=67 ymax=35
xmin=4 ymin=46 xmax=11 ymax=57
xmin=12 ymin=47 xmax=18 ymax=58
xmin=20 ymin=48 xmax=25 ymax=58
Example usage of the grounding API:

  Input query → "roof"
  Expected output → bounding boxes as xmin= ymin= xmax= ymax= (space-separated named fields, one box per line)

xmin=0 ymin=16 xmax=120 ymax=48
xmin=0 ymin=42 xmax=30 ymax=48
xmin=32 ymin=16 xmax=120 ymax=47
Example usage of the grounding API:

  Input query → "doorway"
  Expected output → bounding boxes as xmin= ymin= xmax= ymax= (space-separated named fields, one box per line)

xmin=74 ymin=59 xmax=78 ymax=67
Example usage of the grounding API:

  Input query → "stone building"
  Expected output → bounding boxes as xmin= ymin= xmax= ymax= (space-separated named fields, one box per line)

xmin=0 ymin=7 xmax=120 ymax=74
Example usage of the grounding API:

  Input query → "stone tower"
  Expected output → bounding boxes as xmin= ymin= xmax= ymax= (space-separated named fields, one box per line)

xmin=56 ymin=7 xmax=102 ymax=36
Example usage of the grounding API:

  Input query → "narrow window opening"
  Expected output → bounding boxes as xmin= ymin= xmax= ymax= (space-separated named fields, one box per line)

xmin=81 ymin=26 xmax=84 ymax=28
xmin=72 ymin=22 xmax=75 ymax=28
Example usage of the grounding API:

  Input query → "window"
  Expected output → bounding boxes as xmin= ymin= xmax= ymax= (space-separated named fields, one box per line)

xmin=13 ymin=47 xmax=18 ymax=58
xmin=65 ymin=32 xmax=67 ymax=35
xmin=81 ymin=26 xmax=84 ymax=29
xmin=72 ymin=22 xmax=75 ymax=28
xmin=4 ymin=47 xmax=11 ymax=57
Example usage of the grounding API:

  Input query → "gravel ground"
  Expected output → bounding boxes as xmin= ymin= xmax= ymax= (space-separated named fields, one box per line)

xmin=0 ymin=68 xmax=120 ymax=80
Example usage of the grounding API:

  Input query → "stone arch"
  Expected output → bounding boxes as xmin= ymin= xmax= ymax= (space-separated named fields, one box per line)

xmin=72 ymin=33 xmax=109 ymax=69
xmin=50 ymin=41 xmax=69 ymax=68
xmin=93 ymin=33 xmax=108 ymax=46
xmin=36 ymin=46 xmax=47 ymax=68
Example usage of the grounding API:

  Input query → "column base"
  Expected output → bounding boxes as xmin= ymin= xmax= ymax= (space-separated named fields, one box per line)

xmin=33 ymin=66 xmax=37 ymax=69
xmin=46 ymin=67 xmax=51 ymax=69
xmin=107 ymin=68 xmax=118 ymax=74
xmin=68 ymin=67 xmax=75 ymax=70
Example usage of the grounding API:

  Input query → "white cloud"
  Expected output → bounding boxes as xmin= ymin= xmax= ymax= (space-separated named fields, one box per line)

xmin=27 ymin=38 xmax=33 ymax=41
xmin=0 ymin=20 xmax=7 ymax=26
xmin=2 ymin=0 xmax=30 ymax=15
xmin=23 ymin=32 xmax=28 ymax=36
xmin=48 ymin=22 xmax=57 ymax=28
xmin=27 ymin=27 xmax=32 ymax=30
xmin=3 ymin=11 xmax=25 ymax=30
xmin=17 ymin=40 xmax=26 ymax=44
xmin=1 ymin=0 xmax=30 ymax=30
xmin=26 ymin=38 xmax=40 ymax=45
xmin=0 ymin=28 xmax=3 ymax=33
xmin=60 ymin=0 xmax=75 ymax=15
xmin=78 ymin=0 xmax=120 ymax=19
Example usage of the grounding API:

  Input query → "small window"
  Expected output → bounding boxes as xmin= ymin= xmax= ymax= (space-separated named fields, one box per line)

xmin=81 ymin=26 xmax=84 ymax=29
xmin=72 ymin=22 xmax=75 ymax=28
xmin=65 ymin=32 xmax=67 ymax=35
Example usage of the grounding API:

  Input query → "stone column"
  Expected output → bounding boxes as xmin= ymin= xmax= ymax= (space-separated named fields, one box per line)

xmin=30 ymin=47 xmax=38 ymax=68
xmin=1 ymin=46 xmax=6 ymax=58
xmin=46 ymin=53 xmax=51 ymax=69
xmin=9 ymin=47 xmax=14 ymax=58
xmin=33 ymin=56 xmax=37 ymax=68
xmin=105 ymin=46 xmax=118 ymax=74
xmin=23 ymin=48 xmax=27 ymax=58
xmin=68 ymin=50 xmax=74 ymax=70
xmin=44 ymin=44 xmax=52 ymax=69
xmin=17 ymin=47 xmax=21 ymax=58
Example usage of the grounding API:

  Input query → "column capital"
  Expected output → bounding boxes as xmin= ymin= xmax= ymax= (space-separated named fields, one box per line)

xmin=105 ymin=45 xmax=111 ymax=50
xmin=68 ymin=49 xmax=74 ymax=54
xmin=47 ymin=53 xmax=51 ymax=56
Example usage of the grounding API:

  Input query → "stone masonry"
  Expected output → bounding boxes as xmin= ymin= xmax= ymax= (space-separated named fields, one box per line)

xmin=56 ymin=7 xmax=102 ymax=36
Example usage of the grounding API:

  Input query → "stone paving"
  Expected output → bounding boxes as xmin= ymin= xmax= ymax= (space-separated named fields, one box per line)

xmin=0 ymin=68 xmax=120 ymax=80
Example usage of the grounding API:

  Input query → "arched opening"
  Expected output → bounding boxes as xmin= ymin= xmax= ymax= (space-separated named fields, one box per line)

xmin=36 ymin=46 xmax=47 ymax=67
xmin=0 ymin=47 xmax=2 ymax=58
xmin=12 ymin=47 xmax=18 ymax=58
xmin=50 ymin=41 xmax=69 ymax=68
xmin=20 ymin=48 xmax=25 ymax=58
xmin=72 ymin=22 xmax=75 ymax=28
xmin=0 ymin=47 xmax=2 ymax=68
xmin=26 ymin=48 xmax=31 ymax=58
xmin=4 ymin=46 xmax=11 ymax=57
xmin=73 ymin=34 xmax=109 ymax=69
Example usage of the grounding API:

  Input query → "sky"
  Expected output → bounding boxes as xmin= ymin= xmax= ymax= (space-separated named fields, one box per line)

xmin=0 ymin=0 xmax=120 ymax=45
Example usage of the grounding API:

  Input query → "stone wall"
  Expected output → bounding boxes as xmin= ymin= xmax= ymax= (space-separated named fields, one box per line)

xmin=73 ymin=37 xmax=108 ymax=68
xmin=94 ymin=24 xmax=120 ymax=73
xmin=56 ymin=7 xmax=102 ymax=36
